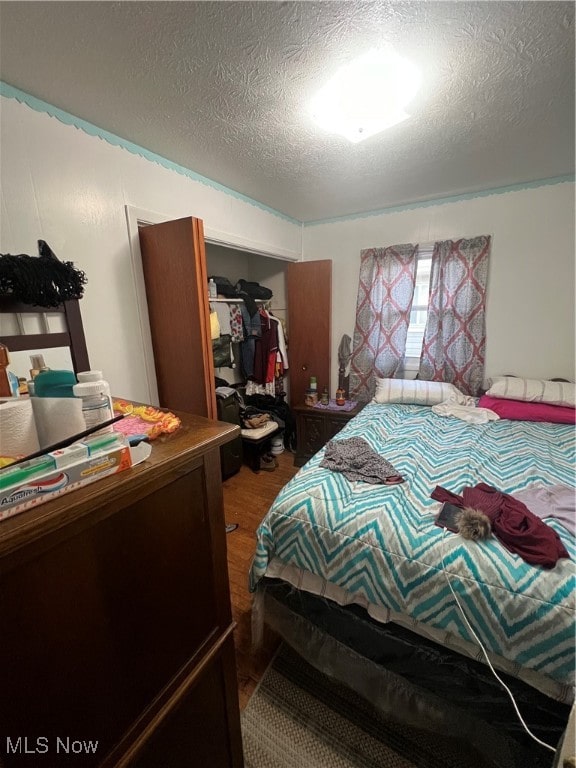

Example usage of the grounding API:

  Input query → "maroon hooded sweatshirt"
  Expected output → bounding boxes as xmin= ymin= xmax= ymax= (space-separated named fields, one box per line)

xmin=431 ymin=482 xmax=570 ymax=569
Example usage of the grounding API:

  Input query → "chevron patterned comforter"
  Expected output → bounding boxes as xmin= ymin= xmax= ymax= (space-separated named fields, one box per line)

xmin=250 ymin=403 xmax=576 ymax=702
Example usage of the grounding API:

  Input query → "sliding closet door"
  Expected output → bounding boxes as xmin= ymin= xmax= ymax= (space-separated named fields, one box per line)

xmin=287 ymin=260 xmax=332 ymax=407
xmin=139 ymin=217 xmax=216 ymax=419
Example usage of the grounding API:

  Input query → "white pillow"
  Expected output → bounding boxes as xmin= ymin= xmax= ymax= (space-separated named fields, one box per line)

xmin=372 ymin=378 xmax=469 ymax=406
xmin=486 ymin=377 xmax=575 ymax=408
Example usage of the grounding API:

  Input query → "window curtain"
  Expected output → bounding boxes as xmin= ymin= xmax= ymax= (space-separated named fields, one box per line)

xmin=418 ymin=235 xmax=491 ymax=397
xmin=349 ymin=244 xmax=418 ymax=402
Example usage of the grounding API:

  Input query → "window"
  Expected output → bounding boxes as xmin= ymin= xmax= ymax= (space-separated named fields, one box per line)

xmin=405 ymin=245 xmax=433 ymax=365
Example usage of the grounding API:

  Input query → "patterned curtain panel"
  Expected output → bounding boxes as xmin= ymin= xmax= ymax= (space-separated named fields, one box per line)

xmin=349 ymin=244 xmax=418 ymax=402
xmin=418 ymin=235 xmax=491 ymax=397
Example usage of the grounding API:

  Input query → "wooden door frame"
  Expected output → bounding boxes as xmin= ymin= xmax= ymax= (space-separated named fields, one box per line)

xmin=125 ymin=205 xmax=301 ymax=406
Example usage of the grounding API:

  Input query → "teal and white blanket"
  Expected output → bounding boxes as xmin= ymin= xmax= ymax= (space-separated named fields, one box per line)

xmin=250 ymin=403 xmax=576 ymax=702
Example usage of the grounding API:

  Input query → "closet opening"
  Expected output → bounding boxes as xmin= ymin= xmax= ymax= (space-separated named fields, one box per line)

xmin=205 ymin=241 xmax=289 ymax=399
xmin=124 ymin=205 xmax=298 ymax=408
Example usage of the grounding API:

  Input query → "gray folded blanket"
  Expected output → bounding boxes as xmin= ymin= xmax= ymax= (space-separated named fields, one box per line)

xmin=320 ymin=437 xmax=404 ymax=485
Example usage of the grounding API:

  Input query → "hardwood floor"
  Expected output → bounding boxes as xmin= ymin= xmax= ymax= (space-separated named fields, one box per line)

xmin=223 ymin=450 xmax=299 ymax=711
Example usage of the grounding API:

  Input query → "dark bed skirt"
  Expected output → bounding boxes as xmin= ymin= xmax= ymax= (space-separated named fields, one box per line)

xmin=255 ymin=578 xmax=570 ymax=768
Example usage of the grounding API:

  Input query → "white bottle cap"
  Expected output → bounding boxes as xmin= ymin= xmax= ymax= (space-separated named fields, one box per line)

xmin=77 ymin=370 xmax=103 ymax=382
xmin=73 ymin=381 xmax=107 ymax=397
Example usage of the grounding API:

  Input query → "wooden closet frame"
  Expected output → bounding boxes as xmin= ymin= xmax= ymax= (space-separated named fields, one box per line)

xmin=0 ymin=296 xmax=90 ymax=374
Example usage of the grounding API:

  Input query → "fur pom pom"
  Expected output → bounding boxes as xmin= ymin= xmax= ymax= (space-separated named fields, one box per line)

xmin=456 ymin=507 xmax=492 ymax=541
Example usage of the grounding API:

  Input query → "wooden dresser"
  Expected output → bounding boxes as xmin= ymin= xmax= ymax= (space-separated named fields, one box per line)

xmin=293 ymin=402 xmax=364 ymax=467
xmin=0 ymin=412 xmax=243 ymax=768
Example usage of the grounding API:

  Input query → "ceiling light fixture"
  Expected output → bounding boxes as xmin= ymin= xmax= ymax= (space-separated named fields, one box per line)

xmin=310 ymin=48 xmax=421 ymax=144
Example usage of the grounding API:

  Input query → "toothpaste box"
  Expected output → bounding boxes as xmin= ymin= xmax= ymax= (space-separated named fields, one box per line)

xmin=0 ymin=437 xmax=138 ymax=520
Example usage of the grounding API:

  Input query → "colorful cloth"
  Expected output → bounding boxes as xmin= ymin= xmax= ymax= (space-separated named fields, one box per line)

xmin=112 ymin=400 xmax=181 ymax=440
xmin=313 ymin=399 xmax=358 ymax=412
xmin=229 ymin=304 xmax=244 ymax=342
xmin=320 ymin=436 xmax=404 ymax=485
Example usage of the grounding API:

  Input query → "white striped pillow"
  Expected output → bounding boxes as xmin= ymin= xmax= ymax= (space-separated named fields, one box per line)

xmin=486 ymin=377 xmax=575 ymax=408
xmin=372 ymin=378 xmax=469 ymax=406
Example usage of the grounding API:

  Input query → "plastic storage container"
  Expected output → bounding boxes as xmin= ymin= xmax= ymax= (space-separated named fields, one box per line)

xmin=73 ymin=381 xmax=114 ymax=432
xmin=76 ymin=370 xmax=114 ymax=413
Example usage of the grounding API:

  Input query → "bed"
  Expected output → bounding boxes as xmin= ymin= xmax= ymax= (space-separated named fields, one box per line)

xmin=249 ymin=402 xmax=575 ymax=766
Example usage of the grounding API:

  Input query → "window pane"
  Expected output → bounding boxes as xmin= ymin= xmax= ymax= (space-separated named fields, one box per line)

xmin=409 ymin=309 xmax=427 ymax=325
xmin=405 ymin=327 xmax=425 ymax=358
xmin=406 ymin=256 xmax=431 ymax=359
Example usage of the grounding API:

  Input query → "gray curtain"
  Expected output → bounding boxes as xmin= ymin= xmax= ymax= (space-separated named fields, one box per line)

xmin=349 ymin=244 xmax=418 ymax=402
xmin=418 ymin=236 xmax=491 ymax=396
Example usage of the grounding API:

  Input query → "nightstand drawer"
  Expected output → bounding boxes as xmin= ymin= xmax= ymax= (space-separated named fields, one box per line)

xmin=325 ymin=414 xmax=353 ymax=440
xmin=298 ymin=412 xmax=325 ymax=457
xmin=293 ymin=403 xmax=364 ymax=467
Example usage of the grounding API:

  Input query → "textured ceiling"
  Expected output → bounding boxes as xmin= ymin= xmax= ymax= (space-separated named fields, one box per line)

xmin=0 ymin=1 xmax=574 ymax=222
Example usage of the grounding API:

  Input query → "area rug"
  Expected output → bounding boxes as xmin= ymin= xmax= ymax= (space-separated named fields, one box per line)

xmin=242 ymin=644 xmax=522 ymax=768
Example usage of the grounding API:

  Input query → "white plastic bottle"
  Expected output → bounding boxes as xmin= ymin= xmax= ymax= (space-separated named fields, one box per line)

xmin=208 ymin=278 xmax=217 ymax=298
xmin=73 ymin=381 xmax=114 ymax=432
xmin=76 ymin=370 xmax=114 ymax=413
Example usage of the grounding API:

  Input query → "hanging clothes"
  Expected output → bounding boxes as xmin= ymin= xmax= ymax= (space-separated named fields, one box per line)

xmin=209 ymin=307 xmax=220 ymax=340
xmin=240 ymin=304 xmax=262 ymax=378
xmin=229 ymin=304 xmax=244 ymax=342
xmin=213 ymin=302 xmax=232 ymax=336
xmin=269 ymin=314 xmax=289 ymax=370
xmin=253 ymin=309 xmax=278 ymax=385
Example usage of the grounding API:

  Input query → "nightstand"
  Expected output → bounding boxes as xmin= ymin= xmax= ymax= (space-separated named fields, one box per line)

xmin=293 ymin=402 xmax=364 ymax=467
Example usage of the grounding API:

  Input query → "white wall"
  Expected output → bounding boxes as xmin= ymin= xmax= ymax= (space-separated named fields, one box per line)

xmin=303 ymin=183 xmax=575 ymax=391
xmin=3 ymin=96 xmax=573 ymax=405
xmin=0 ymin=96 xmax=302 ymax=402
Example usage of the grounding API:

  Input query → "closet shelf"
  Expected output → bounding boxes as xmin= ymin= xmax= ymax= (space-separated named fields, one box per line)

xmin=210 ymin=297 xmax=270 ymax=304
